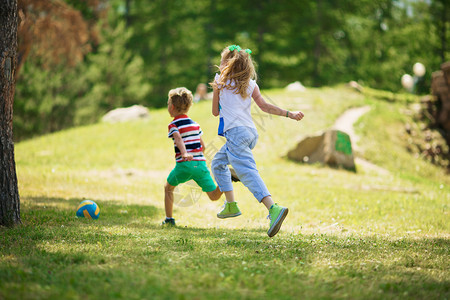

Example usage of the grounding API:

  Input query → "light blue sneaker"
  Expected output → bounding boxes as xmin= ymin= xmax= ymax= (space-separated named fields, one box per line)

xmin=267 ymin=204 xmax=288 ymax=237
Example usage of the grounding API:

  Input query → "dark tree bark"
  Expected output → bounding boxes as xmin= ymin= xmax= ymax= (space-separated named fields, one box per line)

xmin=0 ymin=0 xmax=21 ymax=227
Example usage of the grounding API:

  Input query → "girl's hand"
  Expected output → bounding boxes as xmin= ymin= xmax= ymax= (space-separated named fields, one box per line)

xmin=182 ymin=153 xmax=193 ymax=161
xmin=288 ymin=111 xmax=304 ymax=121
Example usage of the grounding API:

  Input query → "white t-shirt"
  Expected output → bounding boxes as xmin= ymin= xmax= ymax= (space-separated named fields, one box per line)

xmin=215 ymin=73 xmax=257 ymax=133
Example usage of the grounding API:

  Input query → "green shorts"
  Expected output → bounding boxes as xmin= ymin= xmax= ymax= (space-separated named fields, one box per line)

xmin=167 ymin=160 xmax=217 ymax=192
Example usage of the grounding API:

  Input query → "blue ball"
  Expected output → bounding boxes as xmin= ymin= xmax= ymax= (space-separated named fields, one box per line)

xmin=76 ymin=200 xmax=100 ymax=220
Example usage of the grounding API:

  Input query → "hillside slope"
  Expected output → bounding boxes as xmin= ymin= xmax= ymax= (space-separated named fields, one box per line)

xmin=15 ymin=86 xmax=449 ymax=236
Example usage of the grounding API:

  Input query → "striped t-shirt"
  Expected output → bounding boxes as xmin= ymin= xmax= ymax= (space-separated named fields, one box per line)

xmin=168 ymin=114 xmax=205 ymax=162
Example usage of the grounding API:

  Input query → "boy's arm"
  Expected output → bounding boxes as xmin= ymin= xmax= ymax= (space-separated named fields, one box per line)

xmin=212 ymin=88 xmax=220 ymax=116
xmin=252 ymin=85 xmax=304 ymax=121
xmin=172 ymin=131 xmax=193 ymax=161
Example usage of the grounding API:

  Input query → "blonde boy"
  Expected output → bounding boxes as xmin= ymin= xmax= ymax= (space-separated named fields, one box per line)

xmin=163 ymin=87 xmax=222 ymax=225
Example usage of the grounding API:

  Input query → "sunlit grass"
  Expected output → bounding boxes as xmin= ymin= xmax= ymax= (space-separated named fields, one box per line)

xmin=2 ymin=85 xmax=449 ymax=299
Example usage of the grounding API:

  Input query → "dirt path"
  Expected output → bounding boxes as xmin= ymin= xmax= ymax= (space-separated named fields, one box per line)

xmin=332 ymin=106 xmax=390 ymax=175
xmin=332 ymin=106 xmax=371 ymax=150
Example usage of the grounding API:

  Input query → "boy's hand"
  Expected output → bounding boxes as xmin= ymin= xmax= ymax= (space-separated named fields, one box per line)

xmin=288 ymin=111 xmax=304 ymax=121
xmin=181 ymin=153 xmax=193 ymax=161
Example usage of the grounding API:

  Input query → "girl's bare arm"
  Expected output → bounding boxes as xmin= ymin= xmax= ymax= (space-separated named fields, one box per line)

xmin=212 ymin=88 xmax=220 ymax=116
xmin=252 ymin=85 xmax=304 ymax=121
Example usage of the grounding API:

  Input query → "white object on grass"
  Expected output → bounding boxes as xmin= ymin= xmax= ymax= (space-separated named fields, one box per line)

xmin=413 ymin=62 xmax=426 ymax=77
xmin=401 ymin=74 xmax=414 ymax=90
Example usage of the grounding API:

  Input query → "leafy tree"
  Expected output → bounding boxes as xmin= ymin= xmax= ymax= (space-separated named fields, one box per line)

xmin=430 ymin=0 xmax=449 ymax=63
xmin=14 ymin=20 xmax=149 ymax=139
xmin=13 ymin=0 xmax=100 ymax=139
xmin=74 ymin=22 xmax=150 ymax=124
xmin=16 ymin=0 xmax=98 ymax=76
xmin=12 ymin=0 xmax=450 ymax=141
xmin=14 ymin=59 xmax=82 ymax=138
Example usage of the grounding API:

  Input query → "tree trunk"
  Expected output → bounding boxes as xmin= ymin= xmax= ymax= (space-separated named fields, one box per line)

xmin=0 ymin=0 xmax=21 ymax=227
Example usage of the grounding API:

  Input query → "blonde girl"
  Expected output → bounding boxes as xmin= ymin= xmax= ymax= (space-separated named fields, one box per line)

xmin=210 ymin=45 xmax=304 ymax=237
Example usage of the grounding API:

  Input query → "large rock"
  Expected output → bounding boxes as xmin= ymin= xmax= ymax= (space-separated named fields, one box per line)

xmin=102 ymin=105 xmax=150 ymax=123
xmin=287 ymin=130 xmax=356 ymax=171
xmin=285 ymin=81 xmax=306 ymax=92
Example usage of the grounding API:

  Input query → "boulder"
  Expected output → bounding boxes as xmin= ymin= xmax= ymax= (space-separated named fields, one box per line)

xmin=347 ymin=81 xmax=364 ymax=92
xmin=102 ymin=105 xmax=150 ymax=123
xmin=285 ymin=81 xmax=306 ymax=92
xmin=287 ymin=130 xmax=356 ymax=171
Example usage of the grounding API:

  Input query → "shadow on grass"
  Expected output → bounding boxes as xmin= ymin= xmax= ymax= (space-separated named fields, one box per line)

xmin=20 ymin=196 xmax=160 ymax=226
xmin=0 ymin=196 xmax=448 ymax=299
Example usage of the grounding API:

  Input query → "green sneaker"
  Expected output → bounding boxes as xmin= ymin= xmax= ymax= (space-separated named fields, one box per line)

xmin=217 ymin=201 xmax=242 ymax=219
xmin=267 ymin=204 xmax=288 ymax=237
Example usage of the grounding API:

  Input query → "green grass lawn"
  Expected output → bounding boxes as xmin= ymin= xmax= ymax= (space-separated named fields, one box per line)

xmin=1 ymin=86 xmax=449 ymax=299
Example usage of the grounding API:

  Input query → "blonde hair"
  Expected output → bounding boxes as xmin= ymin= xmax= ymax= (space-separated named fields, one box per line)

xmin=168 ymin=87 xmax=193 ymax=113
xmin=210 ymin=46 xmax=257 ymax=99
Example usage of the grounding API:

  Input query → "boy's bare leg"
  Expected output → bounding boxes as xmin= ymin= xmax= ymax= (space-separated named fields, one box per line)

xmin=164 ymin=182 xmax=176 ymax=218
xmin=206 ymin=186 xmax=223 ymax=201
xmin=261 ymin=195 xmax=275 ymax=210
